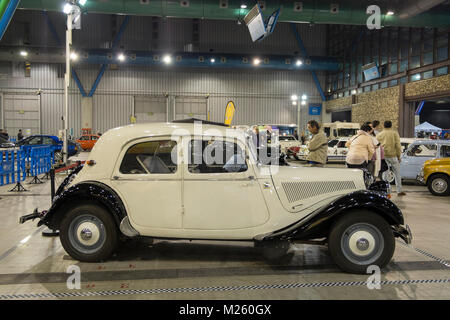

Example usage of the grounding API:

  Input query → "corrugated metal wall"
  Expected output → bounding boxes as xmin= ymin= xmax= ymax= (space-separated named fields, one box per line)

xmin=0 ymin=63 xmax=324 ymax=135
xmin=0 ymin=10 xmax=327 ymax=136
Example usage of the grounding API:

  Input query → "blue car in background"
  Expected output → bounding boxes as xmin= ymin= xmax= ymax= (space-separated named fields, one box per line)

xmin=15 ymin=135 xmax=80 ymax=162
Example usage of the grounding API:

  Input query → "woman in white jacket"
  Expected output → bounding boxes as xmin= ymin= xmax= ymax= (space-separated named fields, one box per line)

xmin=345 ymin=124 xmax=375 ymax=169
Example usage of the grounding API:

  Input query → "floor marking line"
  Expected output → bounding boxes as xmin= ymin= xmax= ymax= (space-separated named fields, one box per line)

xmin=0 ymin=226 xmax=45 ymax=262
xmin=1 ymin=278 xmax=449 ymax=299
xmin=396 ymin=240 xmax=450 ymax=268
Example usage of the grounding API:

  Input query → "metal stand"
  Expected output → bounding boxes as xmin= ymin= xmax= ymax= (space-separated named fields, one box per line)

xmin=40 ymin=171 xmax=51 ymax=180
xmin=9 ymin=182 xmax=28 ymax=192
xmin=28 ymin=175 xmax=43 ymax=184
xmin=42 ymin=228 xmax=59 ymax=237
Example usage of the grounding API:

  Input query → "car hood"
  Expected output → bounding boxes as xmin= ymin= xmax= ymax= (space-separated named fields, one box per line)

xmin=425 ymin=157 xmax=450 ymax=167
xmin=268 ymin=165 xmax=367 ymax=213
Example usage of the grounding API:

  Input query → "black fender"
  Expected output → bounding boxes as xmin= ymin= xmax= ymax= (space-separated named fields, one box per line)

xmin=262 ymin=190 xmax=404 ymax=242
xmin=39 ymin=181 xmax=127 ymax=230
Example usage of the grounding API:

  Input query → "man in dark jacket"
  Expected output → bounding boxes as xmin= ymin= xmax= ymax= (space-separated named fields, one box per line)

xmin=17 ymin=129 xmax=24 ymax=141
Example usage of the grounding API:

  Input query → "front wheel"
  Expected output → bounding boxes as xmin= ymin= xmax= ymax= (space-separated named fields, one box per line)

xmin=427 ymin=174 xmax=450 ymax=196
xmin=60 ymin=203 xmax=119 ymax=262
xmin=328 ymin=211 xmax=395 ymax=274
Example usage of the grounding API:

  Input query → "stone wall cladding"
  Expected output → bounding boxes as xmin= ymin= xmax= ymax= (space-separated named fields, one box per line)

xmin=325 ymin=73 xmax=450 ymax=129
xmin=405 ymin=74 xmax=450 ymax=97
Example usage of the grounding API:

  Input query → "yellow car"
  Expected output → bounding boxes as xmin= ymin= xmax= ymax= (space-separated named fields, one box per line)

xmin=418 ymin=157 xmax=450 ymax=196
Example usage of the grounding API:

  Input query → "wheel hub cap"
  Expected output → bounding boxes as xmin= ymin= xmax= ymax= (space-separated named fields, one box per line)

xmin=76 ymin=222 xmax=100 ymax=246
xmin=348 ymin=231 xmax=376 ymax=256
xmin=432 ymin=179 xmax=447 ymax=193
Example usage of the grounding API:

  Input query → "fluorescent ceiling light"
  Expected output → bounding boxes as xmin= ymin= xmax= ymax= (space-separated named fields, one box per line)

xmin=291 ymin=95 xmax=298 ymax=101
xmin=20 ymin=51 xmax=28 ymax=57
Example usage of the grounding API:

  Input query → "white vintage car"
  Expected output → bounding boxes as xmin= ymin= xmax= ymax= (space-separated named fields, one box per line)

xmin=327 ymin=137 xmax=350 ymax=162
xmin=20 ymin=120 xmax=411 ymax=274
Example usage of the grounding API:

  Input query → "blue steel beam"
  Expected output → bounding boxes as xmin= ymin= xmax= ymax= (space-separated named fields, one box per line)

xmin=0 ymin=0 xmax=20 ymax=41
xmin=43 ymin=10 xmax=61 ymax=46
xmin=88 ymin=15 xmax=130 ymax=97
xmin=290 ymin=23 xmax=327 ymax=102
xmin=72 ymin=69 xmax=87 ymax=97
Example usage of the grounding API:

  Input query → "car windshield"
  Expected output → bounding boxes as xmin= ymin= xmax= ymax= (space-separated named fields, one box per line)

xmin=337 ymin=128 xmax=358 ymax=137
xmin=328 ymin=140 xmax=339 ymax=147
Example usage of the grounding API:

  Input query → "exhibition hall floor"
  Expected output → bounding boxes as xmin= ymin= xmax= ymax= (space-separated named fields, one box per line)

xmin=0 ymin=160 xmax=448 ymax=300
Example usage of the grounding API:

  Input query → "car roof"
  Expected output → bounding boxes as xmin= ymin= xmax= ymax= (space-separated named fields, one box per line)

xmin=101 ymin=122 xmax=246 ymax=144
xmin=410 ymin=139 xmax=450 ymax=145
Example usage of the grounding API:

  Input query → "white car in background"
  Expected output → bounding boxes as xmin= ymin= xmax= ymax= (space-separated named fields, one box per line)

xmin=327 ymin=138 xmax=349 ymax=162
xmin=279 ymin=135 xmax=302 ymax=154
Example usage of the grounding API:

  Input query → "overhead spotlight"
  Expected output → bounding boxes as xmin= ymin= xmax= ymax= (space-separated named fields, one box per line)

xmin=210 ymin=58 xmax=215 ymax=63
xmin=415 ymin=74 xmax=421 ymax=80
xmin=296 ymin=60 xmax=302 ymax=66
xmin=20 ymin=51 xmax=28 ymax=57
xmin=351 ymin=89 xmax=357 ymax=95
xmin=163 ymin=55 xmax=172 ymax=64
xmin=301 ymin=100 xmax=307 ymax=106
xmin=70 ymin=52 xmax=78 ymax=61
xmin=292 ymin=101 xmax=297 ymax=106
xmin=63 ymin=3 xmax=72 ymax=14
xmin=240 ymin=4 xmax=247 ymax=9
xmin=291 ymin=95 xmax=298 ymax=101
xmin=78 ymin=0 xmax=87 ymax=6
xmin=387 ymin=11 xmax=394 ymax=16
xmin=253 ymin=58 xmax=261 ymax=65
xmin=118 ymin=53 xmax=126 ymax=61
xmin=301 ymin=94 xmax=307 ymax=100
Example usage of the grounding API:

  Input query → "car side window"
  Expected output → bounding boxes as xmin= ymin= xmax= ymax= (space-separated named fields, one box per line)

xmin=79 ymin=136 xmax=89 ymax=141
xmin=120 ymin=140 xmax=177 ymax=174
xmin=441 ymin=145 xmax=450 ymax=158
xmin=27 ymin=137 xmax=42 ymax=145
xmin=91 ymin=136 xmax=99 ymax=141
xmin=188 ymin=139 xmax=247 ymax=174
xmin=42 ymin=137 xmax=54 ymax=145
xmin=409 ymin=144 xmax=437 ymax=157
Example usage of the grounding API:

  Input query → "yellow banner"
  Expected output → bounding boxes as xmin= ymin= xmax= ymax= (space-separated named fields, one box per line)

xmin=224 ymin=101 xmax=236 ymax=126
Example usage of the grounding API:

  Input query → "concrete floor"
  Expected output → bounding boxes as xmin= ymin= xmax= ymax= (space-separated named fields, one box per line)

xmin=0 ymin=157 xmax=449 ymax=300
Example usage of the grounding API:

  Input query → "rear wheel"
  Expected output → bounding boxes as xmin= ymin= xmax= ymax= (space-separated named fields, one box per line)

xmin=328 ymin=211 xmax=395 ymax=274
xmin=427 ymin=174 xmax=450 ymax=196
xmin=381 ymin=168 xmax=396 ymax=185
xmin=60 ymin=203 xmax=119 ymax=262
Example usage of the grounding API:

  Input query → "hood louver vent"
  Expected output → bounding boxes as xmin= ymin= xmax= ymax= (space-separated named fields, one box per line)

xmin=282 ymin=181 xmax=356 ymax=203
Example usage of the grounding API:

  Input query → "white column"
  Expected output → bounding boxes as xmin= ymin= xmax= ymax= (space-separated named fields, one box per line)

xmin=63 ymin=12 xmax=72 ymax=163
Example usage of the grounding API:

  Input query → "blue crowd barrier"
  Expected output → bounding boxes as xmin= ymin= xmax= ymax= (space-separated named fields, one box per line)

xmin=0 ymin=149 xmax=26 ymax=187
xmin=29 ymin=146 xmax=52 ymax=177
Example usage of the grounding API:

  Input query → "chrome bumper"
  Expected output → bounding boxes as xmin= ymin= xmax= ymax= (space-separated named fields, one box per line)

xmin=392 ymin=224 xmax=412 ymax=245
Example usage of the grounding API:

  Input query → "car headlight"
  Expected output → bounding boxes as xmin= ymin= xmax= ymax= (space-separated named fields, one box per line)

xmin=362 ymin=168 xmax=374 ymax=188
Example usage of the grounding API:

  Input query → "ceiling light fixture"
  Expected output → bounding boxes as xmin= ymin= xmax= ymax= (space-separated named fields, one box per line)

xmin=78 ymin=0 xmax=87 ymax=6
xmin=20 ymin=51 xmax=28 ymax=57
xmin=63 ymin=3 xmax=72 ymax=14
xmin=292 ymin=101 xmax=297 ymax=106
xmin=296 ymin=60 xmax=302 ymax=66
xmin=70 ymin=52 xmax=78 ymax=60
xmin=240 ymin=4 xmax=247 ymax=9
xmin=253 ymin=58 xmax=261 ymax=65
xmin=118 ymin=53 xmax=126 ymax=61
xmin=301 ymin=94 xmax=307 ymax=100
xmin=291 ymin=95 xmax=298 ymax=101
xmin=301 ymin=100 xmax=307 ymax=106
xmin=387 ymin=11 xmax=394 ymax=16
xmin=210 ymin=58 xmax=215 ymax=63
xmin=163 ymin=55 xmax=172 ymax=64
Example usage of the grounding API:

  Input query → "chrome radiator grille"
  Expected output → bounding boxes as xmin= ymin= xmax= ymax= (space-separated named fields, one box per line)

xmin=281 ymin=181 xmax=356 ymax=203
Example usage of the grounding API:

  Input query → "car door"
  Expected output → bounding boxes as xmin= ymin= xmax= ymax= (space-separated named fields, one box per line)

xmin=401 ymin=142 xmax=438 ymax=179
xmin=109 ymin=136 xmax=182 ymax=232
xmin=182 ymin=136 xmax=269 ymax=231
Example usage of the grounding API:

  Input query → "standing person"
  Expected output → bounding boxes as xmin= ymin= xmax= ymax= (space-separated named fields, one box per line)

xmin=17 ymin=129 xmax=23 ymax=141
xmin=306 ymin=120 xmax=328 ymax=166
xmin=3 ymin=129 xmax=9 ymax=141
xmin=345 ymin=124 xmax=375 ymax=169
xmin=376 ymin=121 xmax=406 ymax=196
xmin=293 ymin=130 xmax=299 ymax=141
xmin=373 ymin=120 xmax=381 ymax=135
xmin=364 ymin=122 xmax=381 ymax=177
